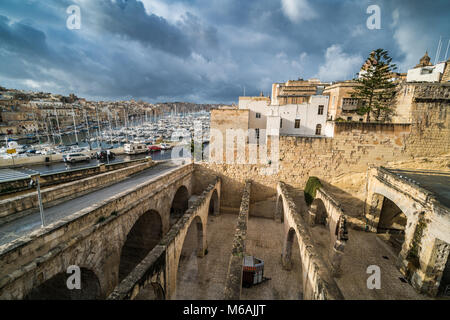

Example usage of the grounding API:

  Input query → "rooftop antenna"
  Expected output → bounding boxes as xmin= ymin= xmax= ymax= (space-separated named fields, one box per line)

xmin=434 ymin=36 xmax=442 ymax=65
xmin=445 ymin=39 xmax=450 ymax=60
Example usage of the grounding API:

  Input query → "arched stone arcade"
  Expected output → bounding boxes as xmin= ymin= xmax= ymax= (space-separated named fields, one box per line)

xmin=170 ymin=185 xmax=190 ymax=226
xmin=118 ymin=209 xmax=163 ymax=282
xmin=208 ymin=189 xmax=219 ymax=216
xmin=310 ymin=198 xmax=328 ymax=226
xmin=24 ymin=268 xmax=102 ymax=300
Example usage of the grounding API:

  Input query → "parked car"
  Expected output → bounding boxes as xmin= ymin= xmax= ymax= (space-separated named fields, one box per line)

xmin=97 ymin=150 xmax=115 ymax=161
xmin=148 ymin=145 xmax=162 ymax=152
xmin=124 ymin=143 xmax=148 ymax=155
xmin=64 ymin=153 xmax=91 ymax=163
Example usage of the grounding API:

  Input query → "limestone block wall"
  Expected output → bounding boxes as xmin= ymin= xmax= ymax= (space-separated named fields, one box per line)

xmin=200 ymin=96 xmax=450 ymax=213
xmin=200 ymin=122 xmax=414 ymax=211
xmin=405 ymin=86 xmax=450 ymax=157
xmin=0 ymin=159 xmax=156 ymax=226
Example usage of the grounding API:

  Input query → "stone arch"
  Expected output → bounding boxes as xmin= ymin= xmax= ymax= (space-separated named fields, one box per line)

xmin=369 ymin=192 xmax=409 ymax=254
xmin=276 ymin=194 xmax=284 ymax=222
xmin=208 ymin=189 xmax=219 ymax=216
xmin=174 ymin=215 xmax=206 ymax=299
xmin=377 ymin=196 xmax=408 ymax=234
xmin=133 ymin=282 xmax=166 ymax=300
xmin=282 ymin=228 xmax=297 ymax=271
xmin=281 ymin=227 xmax=303 ymax=299
xmin=170 ymin=185 xmax=190 ymax=226
xmin=368 ymin=185 xmax=416 ymax=224
xmin=24 ymin=267 xmax=102 ymax=300
xmin=310 ymin=198 xmax=327 ymax=225
xmin=118 ymin=209 xmax=163 ymax=282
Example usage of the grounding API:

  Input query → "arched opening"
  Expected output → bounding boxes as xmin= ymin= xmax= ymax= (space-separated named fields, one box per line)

xmin=25 ymin=268 xmax=102 ymax=300
xmin=376 ymin=195 xmax=407 ymax=254
xmin=170 ymin=186 xmax=189 ymax=226
xmin=174 ymin=216 xmax=204 ymax=299
xmin=276 ymin=195 xmax=284 ymax=222
xmin=208 ymin=189 xmax=219 ymax=216
xmin=311 ymin=198 xmax=327 ymax=225
xmin=309 ymin=198 xmax=336 ymax=268
xmin=133 ymin=282 xmax=165 ymax=300
xmin=281 ymin=228 xmax=303 ymax=299
xmin=119 ymin=210 xmax=162 ymax=282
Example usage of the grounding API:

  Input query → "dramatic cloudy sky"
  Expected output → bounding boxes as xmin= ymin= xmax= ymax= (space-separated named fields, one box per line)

xmin=0 ymin=0 xmax=449 ymax=103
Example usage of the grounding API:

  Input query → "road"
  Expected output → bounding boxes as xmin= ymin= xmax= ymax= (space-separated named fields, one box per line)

xmin=22 ymin=149 xmax=185 ymax=175
xmin=0 ymin=161 xmax=182 ymax=247
xmin=386 ymin=168 xmax=450 ymax=208
xmin=17 ymin=143 xmax=209 ymax=175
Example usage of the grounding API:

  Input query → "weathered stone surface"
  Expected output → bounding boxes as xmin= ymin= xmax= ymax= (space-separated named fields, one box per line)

xmin=223 ymin=180 xmax=251 ymax=300
xmin=365 ymin=166 xmax=450 ymax=296
xmin=108 ymin=178 xmax=221 ymax=300
xmin=278 ymin=182 xmax=344 ymax=300
xmin=0 ymin=163 xmax=199 ymax=299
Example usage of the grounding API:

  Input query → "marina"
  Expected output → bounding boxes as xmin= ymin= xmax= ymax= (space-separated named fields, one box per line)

xmin=0 ymin=111 xmax=210 ymax=168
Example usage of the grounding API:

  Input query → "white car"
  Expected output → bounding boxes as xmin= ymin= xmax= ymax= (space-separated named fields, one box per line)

xmin=64 ymin=153 xmax=91 ymax=163
xmin=124 ymin=143 xmax=148 ymax=155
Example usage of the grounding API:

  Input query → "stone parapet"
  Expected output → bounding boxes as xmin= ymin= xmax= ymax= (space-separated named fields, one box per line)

xmin=223 ymin=180 xmax=251 ymax=300
xmin=0 ymin=159 xmax=156 ymax=226
xmin=278 ymin=182 xmax=344 ymax=300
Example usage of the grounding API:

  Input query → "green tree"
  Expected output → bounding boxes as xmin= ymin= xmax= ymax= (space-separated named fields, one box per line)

xmin=352 ymin=48 xmax=398 ymax=122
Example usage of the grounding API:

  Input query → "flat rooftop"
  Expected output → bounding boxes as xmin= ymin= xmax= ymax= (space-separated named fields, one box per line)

xmin=385 ymin=168 xmax=450 ymax=208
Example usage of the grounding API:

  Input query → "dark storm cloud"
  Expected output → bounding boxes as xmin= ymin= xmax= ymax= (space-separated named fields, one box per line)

xmin=89 ymin=0 xmax=193 ymax=57
xmin=0 ymin=0 xmax=449 ymax=103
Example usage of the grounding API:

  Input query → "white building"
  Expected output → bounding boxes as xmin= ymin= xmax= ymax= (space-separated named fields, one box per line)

xmin=406 ymin=61 xmax=446 ymax=83
xmin=238 ymin=94 xmax=331 ymax=140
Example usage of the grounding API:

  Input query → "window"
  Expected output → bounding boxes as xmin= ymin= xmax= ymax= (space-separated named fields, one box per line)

xmin=318 ymin=105 xmax=324 ymax=115
xmin=347 ymin=117 xmax=352 ymax=121
xmin=420 ymin=67 xmax=433 ymax=75
xmin=295 ymin=119 xmax=300 ymax=128
xmin=280 ymin=118 xmax=283 ymax=128
xmin=255 ymin=128 xmax=260 ymax=140
xmin=342 ymin=98 xmax=359 ymax=111
xmin=256 ymin=112 xmax=261 ymax=119
xmin=315 ymin=124 xmax=322 ymax=135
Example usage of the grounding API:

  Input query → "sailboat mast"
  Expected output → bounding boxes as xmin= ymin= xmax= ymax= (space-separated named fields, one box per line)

xmin=108 ymin=110 xmax=113 ymax=146
xmin=71 ymin=105 xmax=79 ymax=145
xmin=95 ymin=106 xmax=101 ymax=149
xmin=54 ymin=105 xmax=62 ymax=145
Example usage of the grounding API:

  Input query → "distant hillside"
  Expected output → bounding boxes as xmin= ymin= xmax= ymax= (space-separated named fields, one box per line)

xmin=155 ymin=102 xmax=228 ymax=114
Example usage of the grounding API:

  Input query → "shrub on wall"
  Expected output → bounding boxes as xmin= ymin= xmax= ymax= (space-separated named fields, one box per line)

xmin=304 ymin=176 xmax=322 ymax=206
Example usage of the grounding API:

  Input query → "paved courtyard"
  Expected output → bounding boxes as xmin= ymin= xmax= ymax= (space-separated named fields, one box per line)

xmin=174 ymin=213 xmax=303 ymax=300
